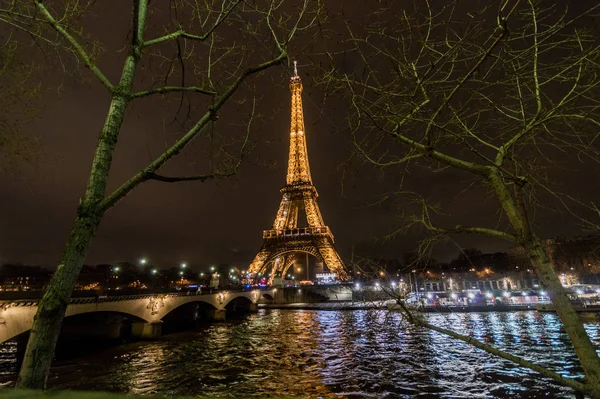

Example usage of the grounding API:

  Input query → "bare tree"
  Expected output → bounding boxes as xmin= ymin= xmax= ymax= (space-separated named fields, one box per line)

xmin=0 ymin=0 xmax=321 ymax=388
xmin=0 ymin=34 xmax=41 ymax=172
xmin=321 ymin=0 xmax=600 ymax=396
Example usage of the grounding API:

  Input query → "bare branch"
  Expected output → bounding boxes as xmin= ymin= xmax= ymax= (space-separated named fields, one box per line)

xmin=130 ymin=86 xmax=217 ymax=99
xmin=147 ymin=172 xmax=233 ymax=183
xmin=35 ymin=2 xmax=113 ymax=91
xmin=100 ymin=58 xmax=284 ymax=210
xmin=142 ymin=0 xmax=242 ymax=47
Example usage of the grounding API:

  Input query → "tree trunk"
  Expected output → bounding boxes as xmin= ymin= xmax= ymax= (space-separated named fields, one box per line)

xmin=489 ymin=170 xmax=600 ymax=397
xmin=525 ymin=237 xmax=600 ymax=395
xmin=15 ymin=55 xmax=137 ymax=388
xmin=15 ymin=211 xmax=102 ymax=388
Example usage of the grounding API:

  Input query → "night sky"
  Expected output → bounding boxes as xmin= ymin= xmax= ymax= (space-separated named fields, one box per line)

xmin=1 ymin=1 xmax=599 ymax=269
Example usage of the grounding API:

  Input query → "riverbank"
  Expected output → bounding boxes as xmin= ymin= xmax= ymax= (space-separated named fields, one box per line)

xmin=260 ymin=301 xmax=540 ymax=312
xmin=259 ymin=301 xmax=390 ymax=310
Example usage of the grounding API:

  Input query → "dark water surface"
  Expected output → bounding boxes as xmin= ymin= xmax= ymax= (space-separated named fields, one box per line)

xmin=2 ymin=309 xmax=599 ymax=398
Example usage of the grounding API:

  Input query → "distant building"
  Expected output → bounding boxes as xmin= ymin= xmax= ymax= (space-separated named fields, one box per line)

xmin=0 ymin=264 xmax=52 ymax=291
xmin=507 ymin=235 xmax=600 ymax=284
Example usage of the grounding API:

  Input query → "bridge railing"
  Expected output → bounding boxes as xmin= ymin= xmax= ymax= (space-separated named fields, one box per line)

xmin=263 ymin=226 xmax=330 ymax=239
xmin=0 ymin=287 xmax=275 ymax=306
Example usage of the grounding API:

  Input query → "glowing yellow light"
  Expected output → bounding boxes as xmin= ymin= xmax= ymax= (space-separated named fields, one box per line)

xmin=247 ymin=65 xmax=348 ymax=281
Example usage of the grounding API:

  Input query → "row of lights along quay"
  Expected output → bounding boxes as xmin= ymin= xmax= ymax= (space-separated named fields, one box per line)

xmin=3 ymin=256 xmax=600 ymax=312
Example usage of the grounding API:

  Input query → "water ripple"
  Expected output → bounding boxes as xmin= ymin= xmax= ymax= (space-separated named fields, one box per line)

xmin=1 ymin=309 xmax=598 ymax=398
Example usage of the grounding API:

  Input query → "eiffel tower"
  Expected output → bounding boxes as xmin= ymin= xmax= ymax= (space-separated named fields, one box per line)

xmin=248 ymin=62 xmax=349 ymax=281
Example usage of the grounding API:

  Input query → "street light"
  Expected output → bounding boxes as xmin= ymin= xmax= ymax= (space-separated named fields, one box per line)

xmin=179 ymin=271 xmax=184 ymax=276
xmin=152 ymin=269 xmax=157 ymax=275
xmin=181 ymin=263 xmax=187 ymax=268
xmin=140 ymin=259 xmax=147 ymax=265
xmin=210 ymin=266 xmax=215 ymax=272
xmin=114 ymin=266 xmax=120 ymax=272
xmin=200 ymin=272 xmax=204 ymax=277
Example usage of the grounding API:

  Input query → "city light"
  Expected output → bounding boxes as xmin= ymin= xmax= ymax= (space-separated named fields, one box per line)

xmin=181 ymin=263 xmax=187 ymax=268
xmin=114 ymin=267 xmax=120 ymax=272
xmin=503 ymin=292 xmax=510 ymax=297
xmin=210 ymin=266 xmax=215 ymax=271
xmin=355 ymin=283 xmax=360 ymax=289
xmin=450 ymin=293 xmax=457 ymax=299
xmin=467 ymin=293 xmax=474 ymax=299
xmin=140 ymin=259 xmax=147 ymax=265
xmin=200 ymin=272 xmax=204 ymax=277
xmin=152 ymin=269 xmax=157 ymax=275
xmin=179 ymin=271 xmax=183 ymax=276
xmin=426 ymin=293 xmax=432 ymax=299
xmin=485 ymin=292 xmax=492 ymax=298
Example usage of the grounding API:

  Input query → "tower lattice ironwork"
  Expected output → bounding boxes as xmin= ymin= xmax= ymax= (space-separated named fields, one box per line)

xmin=248 ymin=62 xmax=349 ymax=281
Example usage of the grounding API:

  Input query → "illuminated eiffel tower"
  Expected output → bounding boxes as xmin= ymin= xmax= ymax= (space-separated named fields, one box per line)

xmin=248 ymin=62 xmax=349 ymax=281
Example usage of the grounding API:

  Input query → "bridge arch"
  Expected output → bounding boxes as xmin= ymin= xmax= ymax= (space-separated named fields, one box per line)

xmin=225 ymin=296 xmax=254 ymax=313
xmin=157 ymin=296 xmax=218 ymax=321
xmin=0 ymin=305 xmax=152 ymax=343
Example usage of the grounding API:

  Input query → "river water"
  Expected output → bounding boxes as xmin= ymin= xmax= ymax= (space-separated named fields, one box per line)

xmin=1 ymin=309 xmax=599 ymax=398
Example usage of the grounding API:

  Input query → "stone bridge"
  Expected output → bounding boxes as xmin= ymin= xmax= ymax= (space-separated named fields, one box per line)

xmin=0 ymin=289 xmax=275 ymax=343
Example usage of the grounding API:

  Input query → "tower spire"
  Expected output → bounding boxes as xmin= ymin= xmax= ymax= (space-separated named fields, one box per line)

xmin=286 ymin=61 xmax=312 ymax=185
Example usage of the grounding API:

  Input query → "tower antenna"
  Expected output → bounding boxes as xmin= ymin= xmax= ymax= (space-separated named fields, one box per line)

xmin=293 ymin=60 xmax=298 ymax=77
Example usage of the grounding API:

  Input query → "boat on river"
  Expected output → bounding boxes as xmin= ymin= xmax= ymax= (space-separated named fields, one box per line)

xmin=386 ymin=302 xmax=535 ymax=313
xmin=536 ymin=301 xmax=600 ymax=313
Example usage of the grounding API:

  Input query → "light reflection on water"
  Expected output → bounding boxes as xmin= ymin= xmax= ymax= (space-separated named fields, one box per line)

xmin=1 ymin=309 xmax=599 ymax=398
